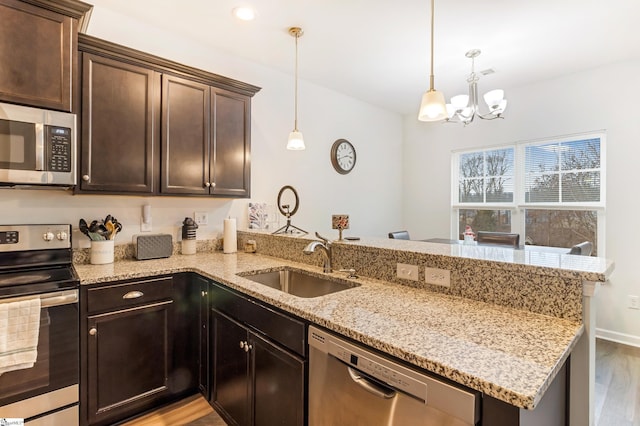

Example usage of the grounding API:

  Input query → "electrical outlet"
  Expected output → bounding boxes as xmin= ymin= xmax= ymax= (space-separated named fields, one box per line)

xmin=397 ymin=263 xmax=419 ymax=281
xmin=425 ymin=267 xmax=451 ymax=287
xmin=194 ymin=212 xmax=208 ymax=225
xmin=629 ymin=295 xmax=640 ymax=310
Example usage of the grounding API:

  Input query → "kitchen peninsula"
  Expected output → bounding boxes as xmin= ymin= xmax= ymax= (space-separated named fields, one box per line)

xmin=74 ymin=230 xmax=613 ymax=425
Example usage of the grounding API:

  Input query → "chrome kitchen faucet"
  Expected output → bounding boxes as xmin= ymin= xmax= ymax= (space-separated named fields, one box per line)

xmin=303 ymin=232 xmax=332 ymax=273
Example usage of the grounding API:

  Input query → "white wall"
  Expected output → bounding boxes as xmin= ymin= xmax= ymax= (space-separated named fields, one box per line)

xmin=0 ymin=5 xmax=403 ymax=247
xmin=403 ymin=59 xmax=640 ymax=346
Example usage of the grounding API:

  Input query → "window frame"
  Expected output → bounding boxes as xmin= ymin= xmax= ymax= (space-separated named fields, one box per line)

xmin=450 ymin=131 xmax=606 ymax=254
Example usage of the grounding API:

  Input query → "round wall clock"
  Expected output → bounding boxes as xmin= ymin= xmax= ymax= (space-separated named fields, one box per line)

xmin=330 ymin=139 xmax=356 ymax=174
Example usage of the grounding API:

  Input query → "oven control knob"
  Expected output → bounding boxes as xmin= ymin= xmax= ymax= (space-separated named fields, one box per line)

xmin=43 ymin=232 xmax=54 ymax=242
xmin=56 ymin=231 xmax=68 ymax=241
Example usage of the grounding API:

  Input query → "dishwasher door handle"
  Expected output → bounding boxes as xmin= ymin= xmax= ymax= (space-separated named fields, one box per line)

xmin=347 ymin=366 xmax=396 ymax=399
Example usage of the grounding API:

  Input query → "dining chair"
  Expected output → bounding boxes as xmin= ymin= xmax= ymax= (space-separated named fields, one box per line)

xmin=568 ymin=241 xmax=593 ymax=256
xmin=388 ymin=231 xmax=410 ymax=240
xmin=476 ymin=231 xmax=520 ymax=248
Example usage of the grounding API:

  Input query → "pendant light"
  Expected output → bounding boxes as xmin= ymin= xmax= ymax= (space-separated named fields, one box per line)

xmin=287 ymin=27 xmax=305 ymax=150
xmin=418 ymin=0 xmax=447 ymax=122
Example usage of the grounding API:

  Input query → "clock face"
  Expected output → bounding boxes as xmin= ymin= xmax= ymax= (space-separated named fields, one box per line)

xmin=331 ymin=139 xmax=356 ymax=174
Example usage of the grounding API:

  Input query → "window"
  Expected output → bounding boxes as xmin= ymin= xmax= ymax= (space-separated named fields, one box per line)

xmin=452 ymin=133 xmax=605 ymax=254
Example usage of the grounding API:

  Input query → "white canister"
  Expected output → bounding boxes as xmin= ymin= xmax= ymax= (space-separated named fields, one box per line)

xmin=181 ymin=239 xmax=196 ymax=255
xmin=223 ymin=218 xmax=237 ymax=254
xmin=90 ymin=240 xmax=114 ymax=265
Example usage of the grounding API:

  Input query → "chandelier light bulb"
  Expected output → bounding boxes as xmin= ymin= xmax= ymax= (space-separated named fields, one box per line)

xmin=484 ymin=89 xmax=504 ymax=109
xmin=451 ymin=94 xmax=469 ymax=110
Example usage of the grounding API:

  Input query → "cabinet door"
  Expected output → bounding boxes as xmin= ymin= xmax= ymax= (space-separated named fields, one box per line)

xmin=195 ymin=275 xmax=210 ymax=396
xmin=87 ymin=301 xmax=173 ymax=425
xmin=0 ymin=0 xmax=73 ymax=111
xmin=251 ymin=332 xmax=305 ymax=426
xmin=211 ymin=310 xmax=250 ymax=426
xmin=161 ymin=74 xmax=210 ymax=195
xmin=210 ymin=88 xmax=251 ymax=197
xmin=79 ymin=53 xmax=160 ymax=193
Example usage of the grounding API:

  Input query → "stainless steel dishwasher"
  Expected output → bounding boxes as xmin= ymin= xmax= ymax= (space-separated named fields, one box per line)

xmin=308 ymin=326 xmax=480 ymax=425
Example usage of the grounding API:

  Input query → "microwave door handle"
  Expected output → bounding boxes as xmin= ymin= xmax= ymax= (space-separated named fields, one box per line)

xmin=35 ymin=123 xmax=45 ymax=171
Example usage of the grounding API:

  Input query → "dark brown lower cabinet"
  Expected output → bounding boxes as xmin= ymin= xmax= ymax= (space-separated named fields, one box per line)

xmin=87 ymin=301 xmax=172 ymax=426
xmin=211 ymin=309 xmax=305 ymax=426
xmin=81 ymin=276 xmax=188 ymax=426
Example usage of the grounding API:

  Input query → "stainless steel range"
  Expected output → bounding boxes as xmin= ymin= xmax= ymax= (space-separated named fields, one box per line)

xmin=0 ymin=224 xmax=79 ymax=425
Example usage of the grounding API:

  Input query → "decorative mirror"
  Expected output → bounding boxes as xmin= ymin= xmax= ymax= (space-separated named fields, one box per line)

xmin=272 ymin=185 xmax=308 ymax=235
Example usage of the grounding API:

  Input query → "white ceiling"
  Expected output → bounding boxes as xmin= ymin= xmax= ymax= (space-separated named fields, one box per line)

xmin=89 ymin=0 xmax=640 ymax=115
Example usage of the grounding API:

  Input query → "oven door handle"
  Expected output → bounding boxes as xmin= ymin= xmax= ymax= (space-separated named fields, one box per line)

xmin=0 ymin=290 xmax=78 ymax=308
xmin=41 ymin=291 xmax=78 ymax=308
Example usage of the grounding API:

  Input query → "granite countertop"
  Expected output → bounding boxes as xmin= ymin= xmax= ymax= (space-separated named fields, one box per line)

xmin=74 ymin=251 xmax=583 ymax=410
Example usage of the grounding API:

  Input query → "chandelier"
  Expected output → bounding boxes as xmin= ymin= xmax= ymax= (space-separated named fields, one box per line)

xmin=445 ymin=49 xmax=507 ymax=125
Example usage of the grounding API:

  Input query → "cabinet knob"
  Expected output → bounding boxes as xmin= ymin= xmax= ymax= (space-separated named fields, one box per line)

xmin=204 ymin=182 xmax=211 ymax=187
xmin=244 ymin=342 xmax=252 ymax=352
xmin=89 ymin=327 xmax=98 ymax=336
xmin=82 ymin=175 xmax=90 ymax=181
xmin=211 ymin=182 xmax=216 ymax=188
xmin=239 ymin=341 xmax=245 ymax=349
xmin=201 ymin=291 xmax=207 ymax=297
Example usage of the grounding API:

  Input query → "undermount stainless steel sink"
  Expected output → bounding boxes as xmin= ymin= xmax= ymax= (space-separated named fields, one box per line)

xmin=239 ymin=268 xmax=359 ymax=298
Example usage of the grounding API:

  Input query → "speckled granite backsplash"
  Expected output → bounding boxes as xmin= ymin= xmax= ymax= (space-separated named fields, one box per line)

xmin=237 ymin=230 xmax=585 ymax=322
xmin=73 ymin=239 xmax=221 ymax=264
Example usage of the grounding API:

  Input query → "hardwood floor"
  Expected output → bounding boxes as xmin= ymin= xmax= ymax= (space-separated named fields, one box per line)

xmin=123 ymin=339 xmax=640 ymax=426
xmin=121 ymin=394 xmax=225 ymax=426
xmin=595 ymin=339 xmax=640 ymax=426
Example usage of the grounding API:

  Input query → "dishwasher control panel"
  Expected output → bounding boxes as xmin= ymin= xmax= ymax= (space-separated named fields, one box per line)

xmin=328 ymin=340 xmax=426 ymax=400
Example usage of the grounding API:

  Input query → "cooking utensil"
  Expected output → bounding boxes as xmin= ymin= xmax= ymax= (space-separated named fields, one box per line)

xmin=79 ymin=219 xmax=90 ymax=238
xmin=105 ymin=221 xmax=115 ymax=240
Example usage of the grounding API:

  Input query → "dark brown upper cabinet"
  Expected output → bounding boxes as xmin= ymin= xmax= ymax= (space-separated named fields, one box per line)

xmin=0 ymin=0 xmax=92 ymax=112
xmin=77 ymin=34 xmax=259 ymax=197
xmin=80 ymin=52 xmax=160 ymax=193
xmin=161 ymin=74 xmax=211 ymax=195
xmin=161 ymin=76 xmax=251 ymax=197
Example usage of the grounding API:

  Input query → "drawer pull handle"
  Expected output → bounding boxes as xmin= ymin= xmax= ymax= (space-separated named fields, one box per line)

xmin=89 ymin=327 xmax=98 ymax=336
xmin=123 ymin=291 xmax=144 ymax=299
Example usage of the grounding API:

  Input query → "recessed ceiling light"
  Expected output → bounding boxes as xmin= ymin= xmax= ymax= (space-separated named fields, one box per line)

xmin=232 ymin=7 xmax=257 ymax=21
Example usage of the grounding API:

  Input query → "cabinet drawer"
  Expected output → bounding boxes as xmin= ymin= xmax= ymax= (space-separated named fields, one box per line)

xmin=87 ymin=276 xmax=173 ymax=313
xmin=210 ymin=282 xmax=306 ymax=357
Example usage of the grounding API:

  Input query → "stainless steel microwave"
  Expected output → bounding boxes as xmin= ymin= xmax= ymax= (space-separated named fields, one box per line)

xmin=0 ymin=102 xmax=76 ymax=187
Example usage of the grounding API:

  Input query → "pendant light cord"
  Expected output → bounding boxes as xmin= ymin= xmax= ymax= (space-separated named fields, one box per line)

xmin=294 ymin=31 xmax=299 ymax=131
xmin=429 ymin=0 xmax=435 ymax=91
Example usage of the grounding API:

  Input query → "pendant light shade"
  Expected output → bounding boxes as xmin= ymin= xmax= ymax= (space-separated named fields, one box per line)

xmin=419 ymin=90 xmax=447 ymax=121
xmin=287 ymin=131 xmax=305 ymax=150
xmin=418 ymin=0 xmax=447 ymax=122
xmin=287 ymin=27 xmax=305 ymax=150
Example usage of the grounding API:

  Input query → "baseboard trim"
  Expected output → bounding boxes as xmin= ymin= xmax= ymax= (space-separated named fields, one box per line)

xmin=596 ymin=328 xmax=640 ymax=348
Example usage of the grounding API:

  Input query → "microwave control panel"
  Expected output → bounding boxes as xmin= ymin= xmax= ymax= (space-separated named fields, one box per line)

xmin=46 ymin=126 xmax=71 ymax=172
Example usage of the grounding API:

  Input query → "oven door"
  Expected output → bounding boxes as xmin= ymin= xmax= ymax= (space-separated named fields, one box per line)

xmin=0 ymin=289 xmax=79 ymax=422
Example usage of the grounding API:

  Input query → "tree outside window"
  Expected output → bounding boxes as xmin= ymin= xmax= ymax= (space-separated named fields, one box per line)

xmin=453 ymin=135 xmax=604 ymax=254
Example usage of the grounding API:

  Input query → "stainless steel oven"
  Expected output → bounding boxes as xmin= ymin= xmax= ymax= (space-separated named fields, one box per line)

xmin=0 ymin=102 xmax=76 ymax=187
xmin=0 ymin=225 xmax=79 ymax=425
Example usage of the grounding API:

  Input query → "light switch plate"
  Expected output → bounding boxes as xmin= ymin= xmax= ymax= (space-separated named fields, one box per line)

xmin=194 ymin=211 xmax=208 ymax=225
